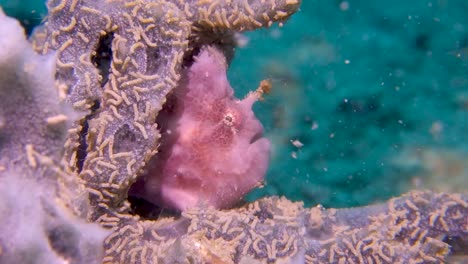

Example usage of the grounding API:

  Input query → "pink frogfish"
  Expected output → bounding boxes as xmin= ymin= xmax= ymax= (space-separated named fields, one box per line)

xmin=133 ymin=46 xmax=271 ymax=211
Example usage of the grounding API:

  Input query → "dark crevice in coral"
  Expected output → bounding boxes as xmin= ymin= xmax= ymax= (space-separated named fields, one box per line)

xmin=76 ymin=101 xmax=100 ymax=173
xmin=444 ymin=235 xmax=468 ymax=255
xmin=253 ymin=204 xmax=274 ymax=223
xmin=145 ymin=47 xmax=160 ymax=75
xmin=75 ymin=120 xmax=89 ymax=173
xmin=182 ymin=46 xmax=200 ymax=69
xmin=128 ymin=196 xmax=179 ymax=219
xmin=91 ymin=32 xmax=114 ymax=88
xmin=47 ymin=225 xmax=80 ymax=260
xmin=0 ymin=130 xmax=6 ymax=151
xmin=184 ymin=31 xmax=236 ymax=69
xmin=126 ymin=92 xmax=183 ymax=219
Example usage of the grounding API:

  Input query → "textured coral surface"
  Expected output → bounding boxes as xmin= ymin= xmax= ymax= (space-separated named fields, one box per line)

xmin=30 ymin=0 xmax=300 ymax=224
xmin=103 ymin=191 xmax=467 ymax=263
xmin=0 ymin=8 xmax=108 ymax=263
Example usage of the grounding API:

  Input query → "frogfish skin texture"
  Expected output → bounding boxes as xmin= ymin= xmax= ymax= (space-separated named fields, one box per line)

xmin=137 ymin=46 xmax=271 ymax=211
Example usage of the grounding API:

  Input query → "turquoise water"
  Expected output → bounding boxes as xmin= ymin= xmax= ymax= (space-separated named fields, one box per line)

xmin=0 ymin=0 xmax=46 ymax=34
xmin=2 ymin=0 xmax=467 ymax=208
xmin=230 ymin=0 xmax=468 ymax=207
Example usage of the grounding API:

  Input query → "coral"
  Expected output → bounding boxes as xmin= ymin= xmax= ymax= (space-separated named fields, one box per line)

xmin=31 ymin=0 xmax=300 ymax=224
xmin=134 ymin=46 xmax=271 ymax=211
xmin=103 ymin=191 xmax=467 ymax=263
xmin=0 ymin=174 xmax=109 ymax=264
xmin=31 ymin=0 xmax=192 ymax=223
xmin=0 ymin=8 xmax=108 ymax=263
xmin=0 ymin=5 xmax=69 ymax=174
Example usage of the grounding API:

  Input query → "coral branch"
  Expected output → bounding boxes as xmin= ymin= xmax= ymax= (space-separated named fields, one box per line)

xmin=103 ymin=191 xmax=467 ymax=263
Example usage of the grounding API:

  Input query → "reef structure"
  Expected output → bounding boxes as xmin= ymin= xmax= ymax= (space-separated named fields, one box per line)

xmin=0 ymin=0 xmax=467 ymax=263
xmin=31 ymin=0 xmax=301 ymax=224
xmin=103 ymin=191 xmax=467 ymax=263
xmin=0 ymin=8 xmax=109 ymax=263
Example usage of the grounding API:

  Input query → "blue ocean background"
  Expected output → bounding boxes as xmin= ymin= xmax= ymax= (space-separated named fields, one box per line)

xmin=2 ymin=0 xmax=467 ymax=208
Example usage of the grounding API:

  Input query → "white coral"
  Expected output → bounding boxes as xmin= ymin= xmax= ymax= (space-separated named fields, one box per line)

xmin=0 ymin=8 xmax=109 ymax=264
xmin=0 ymin=173 xmax=109 ymax=264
